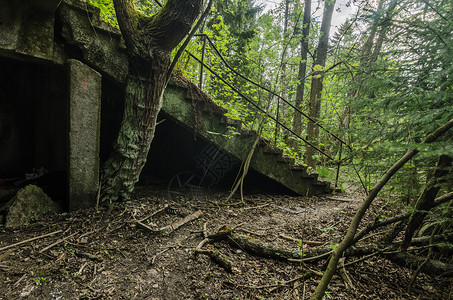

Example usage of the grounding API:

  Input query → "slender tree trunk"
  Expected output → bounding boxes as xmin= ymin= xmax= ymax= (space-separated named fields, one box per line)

xmin=369 ymin=0 xmax=398 ymax=65
xmin=400 ymin=154 xmax=452 ymax=251
xmin=101 ymin=0 xmax=203 ymax=202
xmin=293 ymin=0 xmax=311 ymax=141
xmin=275 ymin=0 xmax=291 ymax=143
xmin=281 ymin=0 xmax=290 ymax=118
xmin=305 ymin=0 xmax=336 ymax=168
xmin=359 ymin=0 xmax=385 ymax=69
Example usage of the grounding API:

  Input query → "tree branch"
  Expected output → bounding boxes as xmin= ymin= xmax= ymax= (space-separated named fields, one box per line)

xmin=311 ymin=119 xmax=453 ymax=300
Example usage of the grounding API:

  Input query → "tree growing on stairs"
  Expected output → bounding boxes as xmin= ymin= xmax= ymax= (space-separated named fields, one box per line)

xmin=101 ymin=0 xmax=205 ymax=202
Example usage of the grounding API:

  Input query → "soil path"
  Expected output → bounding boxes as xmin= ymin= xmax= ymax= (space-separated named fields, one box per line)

xmin=0 ymin=187 xmax=450 ymax=299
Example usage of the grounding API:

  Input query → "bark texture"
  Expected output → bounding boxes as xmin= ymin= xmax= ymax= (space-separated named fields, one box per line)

xmin=101 ymin=0 xmax=202 ymax=202
xmin=305 ymin=0 xmax=336 ymax=168
xmin=400 ymin=154 xmax=452 ymax=251
xmin=292 ymin=0 xmax=311 ymax=140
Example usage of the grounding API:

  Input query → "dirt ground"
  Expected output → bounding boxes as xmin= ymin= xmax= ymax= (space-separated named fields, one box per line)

xmin=0 ymin=186 xmax=451 ymax=299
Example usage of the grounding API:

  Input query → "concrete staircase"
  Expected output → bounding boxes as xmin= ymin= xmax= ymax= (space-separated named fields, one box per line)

xmin=161 ymin=77 xmax=333 ymax=195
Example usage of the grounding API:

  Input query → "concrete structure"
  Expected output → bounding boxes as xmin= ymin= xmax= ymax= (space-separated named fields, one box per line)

xmin=0 ymin=0 xmax=332 ymax=212
xmin=68 ymin=59 xmax=101 ymax=210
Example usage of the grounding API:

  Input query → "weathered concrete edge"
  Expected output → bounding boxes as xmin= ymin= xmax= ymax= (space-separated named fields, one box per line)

xmin=68 ymin=59 xmax=101 ymax=210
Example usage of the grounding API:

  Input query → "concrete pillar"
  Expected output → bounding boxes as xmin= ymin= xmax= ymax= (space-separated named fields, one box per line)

xmin=68 ymin=59 xmax=101 ymax=210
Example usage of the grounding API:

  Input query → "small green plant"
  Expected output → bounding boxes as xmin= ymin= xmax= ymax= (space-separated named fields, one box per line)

xmin=64 ymin=242 xmax=74 ymax=252
xmin=35 ymin=277 xmax=47 ymax=285
xmin=325 ymin=291 xmax=332 ymax=299
xmin=320 ymin=226 xmax=336 ymax=232
xmin=298 ymin=240 xmax=306 ymax=258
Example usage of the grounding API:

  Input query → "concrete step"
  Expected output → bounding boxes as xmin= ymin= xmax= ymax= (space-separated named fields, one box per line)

xmin=277 ymin=156 xmax=295 ymax=165
xmin=262 ymin=146 xmax=283 ymax=156
xmin=308 ymin=173 xmax=319 ymax=181
xmin=220 ymin=115 xmax=242 ymax=130
xmin=290 ymin=164 xmax=307 ymax=172
xmin=312 ymin=181 xmax=332 ymax=194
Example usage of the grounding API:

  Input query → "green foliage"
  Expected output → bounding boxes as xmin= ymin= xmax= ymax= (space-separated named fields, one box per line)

xmin=87 ymin=0 xmax=118 ymax=27
xmin=321 ymin=0 xmax=453 ymax=200
xmin=87 ymin=0 xmax=159 ymax=27
xmin=35 ymin=277 xmax=47 ymax=285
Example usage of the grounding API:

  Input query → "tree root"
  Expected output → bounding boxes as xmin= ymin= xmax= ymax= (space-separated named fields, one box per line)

xmin=201 ymin=226 xmax=453 ymax=278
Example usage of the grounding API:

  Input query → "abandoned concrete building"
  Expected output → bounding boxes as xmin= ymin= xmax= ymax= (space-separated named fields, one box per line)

xmin=0 ymin=0 xmax=332 ymax=217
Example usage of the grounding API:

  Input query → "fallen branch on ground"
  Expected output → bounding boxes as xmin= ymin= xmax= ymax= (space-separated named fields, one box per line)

xmin=202 ymin=225 xmax=453 ymax=277
xmin=0 ymin=230 xmax=63 ymax=252
xmin=195 ymin=246 xmax=241 ymax=274
xmin=137 ymin=210 xmax=203 ymax=235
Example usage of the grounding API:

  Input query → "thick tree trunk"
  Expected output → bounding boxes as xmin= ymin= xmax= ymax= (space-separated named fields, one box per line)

xmin=305 ymin=0 xmax=336 ymax=168
xmin=102 ymin=56 xmax=168 ymax=201
xmin=101 ymin=0 xmax=202 ymax=202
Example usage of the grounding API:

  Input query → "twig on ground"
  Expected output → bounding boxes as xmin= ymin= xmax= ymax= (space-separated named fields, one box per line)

xmin=232 ymin=223 xmax=245 ymax=230
xmin=137 ymin=210 xmax=203 ymax=235
xmin=338 ymin=257 xmax=355 ymax=290
xmin=138 ymin=204 xmax=169 ymax=223
xmin=203 ymin=222 xmax=208 ymax=238
xmin=160 ymin=210 xmax=203 ymax=235
xmin=14 ymin=274 xmax=26 ymax=287
xmin=0 ymin=230 xmax=63 ymax=252
xmin=341 ymin=249 xmax=385 ymax=268
xmin=326 ymin=196 xmax=356 ymax=202
xmin=151 ymin=247 xmax=172 ymax=265
xmin=288 ymin=250 xmax=333 ymax=263
xmin=242 ymin=204 xmax=270 ymax=210
xmin=0 ymin=249 xmax=13 ymax=261
xmin=239 ymin=228 xmax=265 ymax=236
xmin=78 ymin=262 xmax=88 ymax=274
xmin=196 ymin=238 xmax=210 ymax=250
xmin=75 ymin=250 xmax=104 ymax=262
xmin=39 ymin=232 xmax=78 ymax=253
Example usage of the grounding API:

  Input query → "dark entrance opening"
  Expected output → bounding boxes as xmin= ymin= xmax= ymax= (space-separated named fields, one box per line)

xmin=0 ymin=57 xmax=68 ymax=209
